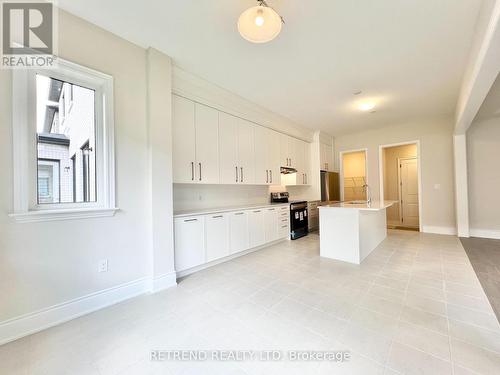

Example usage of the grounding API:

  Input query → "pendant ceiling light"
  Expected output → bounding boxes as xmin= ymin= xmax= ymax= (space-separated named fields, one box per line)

xmin=238 ymin=0 xmax=284 ymax=44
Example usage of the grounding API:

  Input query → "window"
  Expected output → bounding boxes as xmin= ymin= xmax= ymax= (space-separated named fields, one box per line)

xmin=11 ymin=58 xmax=117 ymax=222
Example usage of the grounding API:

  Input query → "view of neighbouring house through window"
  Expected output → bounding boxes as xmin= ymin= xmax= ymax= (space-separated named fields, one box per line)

xmin=36 ymin=74 xmax=97 ymax=204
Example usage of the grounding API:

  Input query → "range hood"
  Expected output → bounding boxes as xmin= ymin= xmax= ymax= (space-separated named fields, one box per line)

xmin=280 ymin=166 xmax=297 ymax=174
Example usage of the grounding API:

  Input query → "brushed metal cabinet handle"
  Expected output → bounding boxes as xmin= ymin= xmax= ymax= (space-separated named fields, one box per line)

xmin=266 ymin=170 xmax=269 ymax=184
xmin=270 ymin=170 xmax=273 ymax=183
xmin=199 ymin=163 xmax=202 ymax=181
xmin=253 ymin=210 xmax=261 ymax=213
xmin=184 ymin=218 xmax=197 ymax=222
xmin=240 ymin=167 xmax=243 ymax=183
xmin=191 ymin=162 xmax=194 ymax=181
xmin=235 ymin=212 xmax=244 ymax=215
xmin=212 ymin=215 xmax=223 ymax=219
xmin=235 ymin=166 xmax=238 ymax=183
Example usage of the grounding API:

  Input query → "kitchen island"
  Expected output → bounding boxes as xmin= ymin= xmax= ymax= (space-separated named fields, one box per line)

xmin=319 ymin=201 xmax=396 ymax=264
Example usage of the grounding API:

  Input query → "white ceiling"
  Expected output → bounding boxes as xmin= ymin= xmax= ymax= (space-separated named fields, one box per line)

xmin=58 ymin=0 xmax=484 ymax=135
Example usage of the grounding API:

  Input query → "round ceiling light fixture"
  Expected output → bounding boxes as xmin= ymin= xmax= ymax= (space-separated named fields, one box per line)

xmin=238 ymin=0 xmax=284 ymax=44
xmin=358 ymin=102 xmax=376 ymax=112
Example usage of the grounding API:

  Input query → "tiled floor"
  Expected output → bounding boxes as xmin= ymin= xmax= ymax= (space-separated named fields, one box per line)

xmin=460 ymin=237 xmax=500 ymax=321
xmin=2 ymin=230 xmax=500 ymax=374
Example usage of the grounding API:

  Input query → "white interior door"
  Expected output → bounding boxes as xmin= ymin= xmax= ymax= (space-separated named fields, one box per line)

xmin=195 ymin=103 xmax=219 ymax=184
xmin=172 ymin=95 xmax=196 ymax=183
xmin=400 ymin=158 xmax=419 ymax=227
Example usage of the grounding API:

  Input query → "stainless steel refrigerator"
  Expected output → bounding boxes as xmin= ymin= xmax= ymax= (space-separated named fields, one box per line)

xmin=320 ymin=171 xmax=340 ymax=202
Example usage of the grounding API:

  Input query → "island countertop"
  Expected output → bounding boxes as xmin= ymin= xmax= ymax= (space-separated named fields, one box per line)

xmin=319 ymin=200 xmax=396 ymax=211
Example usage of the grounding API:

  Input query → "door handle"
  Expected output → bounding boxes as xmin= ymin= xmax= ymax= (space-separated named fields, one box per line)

xmin=191 ymin=162 xmax=194 ymax=181
xmin=199 ymin=163 xmax=202 ymax=181
xmin=240 ymin=167 xmax=243 ymax=183
xmin=266 ymin=170 xmax=269 ymax=183
xmin=235 ymin=166 xmax=238 ymax=183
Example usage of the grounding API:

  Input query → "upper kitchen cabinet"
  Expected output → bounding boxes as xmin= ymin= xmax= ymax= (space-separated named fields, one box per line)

xmin=320 ymin=142 xmax=334 ymax=171
xmin=280 ymin=134 xmax=297 ymax=168
xmin=219 ymin=113 xmax=255 ymax=184
xmin=254 ymin=126 xmax=281 ymax=185
xmin=172 ymin=95 xmax=219 ymax=183
xmin=285 ymin=140 xmax=311 ymax=185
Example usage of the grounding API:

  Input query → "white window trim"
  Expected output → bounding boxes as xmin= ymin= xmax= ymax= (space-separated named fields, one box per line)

xmin=9 ymin=58 xmax=118 ymax=223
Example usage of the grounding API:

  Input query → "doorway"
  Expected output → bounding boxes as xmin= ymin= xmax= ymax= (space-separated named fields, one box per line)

xmin=379 ymin=142 xmax=421 ymax=231
xmin=340 ymin=149 xmax=367 ymax=202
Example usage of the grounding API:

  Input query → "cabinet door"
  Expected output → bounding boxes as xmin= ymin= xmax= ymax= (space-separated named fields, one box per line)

xmin=237 ymin=119 xmax=255 ymax=184
xmin=172 ymin=96 xmax=196 ymax=183
xmin=174 ymin=216 xmax=205 ymax=272
xmin=264 ymin=208 xmax=279 ymax=242
xmin=219 ymin=112 xmax=239 ymax=184
xmin=253 ymin=126 xmax=269 ymax=185
xmin=205 ymin=213 xmax=230 ymax=262
xmin=294 ymin=139 xmax=305 ymax=184
xmin=248 ymin=209 xmax=266 ymax=247
xmin=268 ymin=130 xmax=281 ymax=185
xmin=229 ymin=211 xmax=249 ymax=254
xmin=280 ymin=133 xmax=290 ymax=167
xmin=195 ymin=104 xmax=219 ymax=184
xmin=303 ymin=142 xmax=311 ymax=185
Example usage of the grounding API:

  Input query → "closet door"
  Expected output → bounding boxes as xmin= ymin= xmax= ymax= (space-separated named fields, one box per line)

xmin=172 ymin=96 xmax=196 ymax=183
xmin=219 ymin=112 xmax=239 ymax=184
xmin=195 ymin=103 xmax=219 ymax=184
xmin=237 ymin=119 xmax=255 ymax=184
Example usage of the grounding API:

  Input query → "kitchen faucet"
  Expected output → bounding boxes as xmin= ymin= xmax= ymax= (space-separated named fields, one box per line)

xmin=363 ymin=184 xmax=372 ymax=204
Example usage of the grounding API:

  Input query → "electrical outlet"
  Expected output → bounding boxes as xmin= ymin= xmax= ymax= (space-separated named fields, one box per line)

xmin=98 ymin=259 xmax=108 ymax=273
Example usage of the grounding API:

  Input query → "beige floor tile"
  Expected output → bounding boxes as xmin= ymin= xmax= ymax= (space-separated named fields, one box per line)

xmin=451 ymin=338 xmax=500 ymax=375
xmin=387 ymin=342 xmax=453 ymax=375
xmin=447 ymin=304 xmax=500 ymax=332
xmin=394 ymin=321 xmax=451 ymax=361
xmin=449 ymin=319 xmax=500 ymax=354
xmin=400 ymin=306 xmax=449 ymax=334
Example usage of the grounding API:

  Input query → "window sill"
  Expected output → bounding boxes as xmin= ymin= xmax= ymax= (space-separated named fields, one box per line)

xmin=9 ymin=207 xmax=119 ymax=223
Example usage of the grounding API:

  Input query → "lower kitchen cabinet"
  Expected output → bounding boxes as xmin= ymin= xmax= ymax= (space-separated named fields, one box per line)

xmin=229 ymin=211 xmax=249 ymax=254
xmin=248 ymin=209 xmax=266 ymax=248
xmin=205 ymin=213 xmax=230 ymax=262
xmin=174 ymin=205 xmax=290 ymax=275
xmin=264 ymin=207 xmax=279 ymax=242
xmin=174 ymin=216 xmax=205 ymax=272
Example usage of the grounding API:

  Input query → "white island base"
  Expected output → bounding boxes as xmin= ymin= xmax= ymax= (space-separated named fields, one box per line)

xmin=319 ymin=201 xmax=395 ymax=264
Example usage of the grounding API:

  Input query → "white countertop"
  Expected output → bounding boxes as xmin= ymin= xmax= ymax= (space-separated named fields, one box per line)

xmin=319 ymin=200 xmax=396 ymax=211
xmin=174 ymin=202 xmax=289 ymax=218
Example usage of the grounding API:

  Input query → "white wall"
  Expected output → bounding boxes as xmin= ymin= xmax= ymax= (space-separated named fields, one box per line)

xmin=467 ymin=117 xmax=500 ymax=238
xmin=0 ymin=10 xmax=175 ymax=341
xmin=335 ymin=117 xmax=456 ymax=234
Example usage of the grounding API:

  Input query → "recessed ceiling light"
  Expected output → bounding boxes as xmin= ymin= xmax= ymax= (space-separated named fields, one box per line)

xmin=358 ymin=102 xmax=376 ymax=111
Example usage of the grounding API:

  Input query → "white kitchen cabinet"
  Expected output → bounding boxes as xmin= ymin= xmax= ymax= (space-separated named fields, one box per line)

xmin=254 ymin=127 xmax=281 ymax=185
xmin=280 ymin=134 xmax=298 ymax=168
xmin=248 ymin=209 xmax=266 ymax=248
xmin=320 ymin=142 xmax=334 ymax=171
xmin=195 ymin=104 xmax=219 ymax=184
xmin=172 ymin=96 xmax=219 ymax=183
xmin=264 ymin=207 xmax=279 ymax=242
xmin=205 ymin=213 xmax=230 ymax=262
xmin=229 ymin=211 xmax=249 ymax=254
xmin=219 ymin=112 xmax=239 ymax=184
xmin=237 ymin=119 xmax=255 ymax=184
xmin=174 ymin=216 xmax=205 ymax=272
xmin=173 ymin=96 xmax=196 ymax=183
xmin=218 ymin=113 xmax=255 ymax=185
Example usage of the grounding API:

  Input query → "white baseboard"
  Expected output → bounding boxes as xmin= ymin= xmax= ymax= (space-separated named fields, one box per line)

xmin=470 ymin=228 xmax=500 ymax=239
xmin=152 ymin=271 xmax=177 ymax=293
xmin=0 ymin=274 xmax=176 ymax=346
xmin=422 ymin=225 xmax=457 ymax=235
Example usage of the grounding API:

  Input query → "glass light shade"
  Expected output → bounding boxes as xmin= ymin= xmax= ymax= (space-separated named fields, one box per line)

xmin=238 ymin=5 xmax=282 ymax=43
